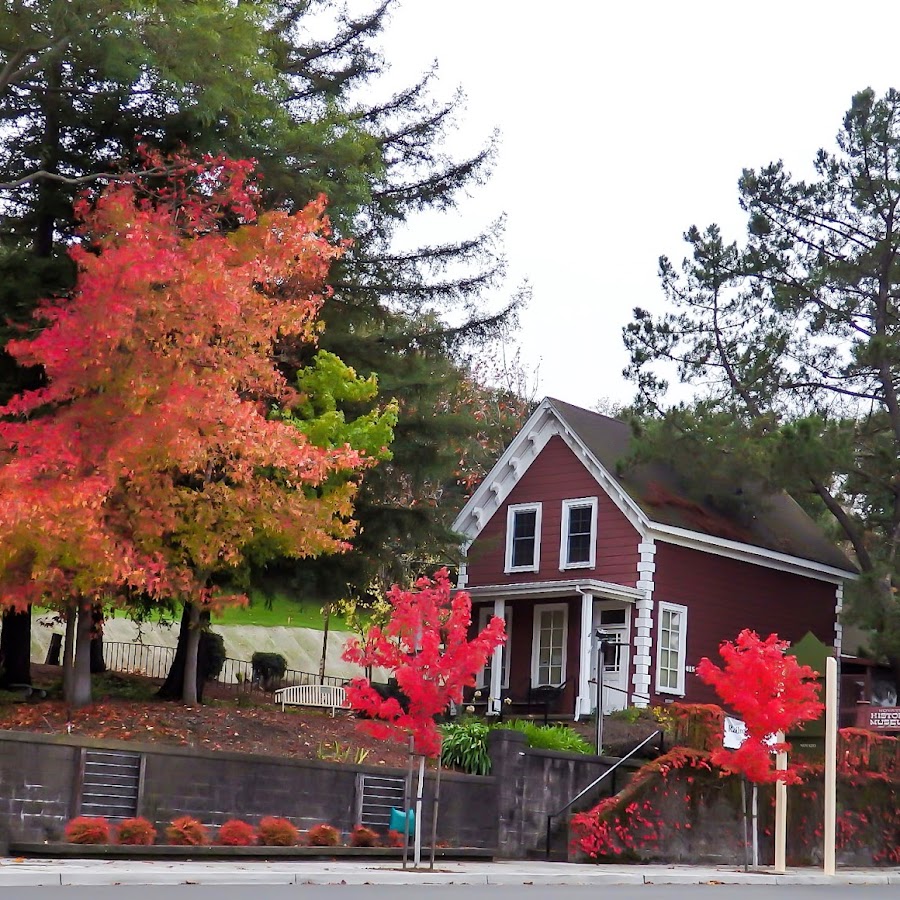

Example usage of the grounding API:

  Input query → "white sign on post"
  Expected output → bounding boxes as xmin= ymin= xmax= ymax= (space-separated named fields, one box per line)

xmin=723 ymin=716 xmax=747 ymax=750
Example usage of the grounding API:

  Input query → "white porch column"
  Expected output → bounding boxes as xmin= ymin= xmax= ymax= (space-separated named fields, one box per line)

xmin=833 ymin=583 xmax=844 ymax=658
xmin=488 ymin=597 xmax=505 ymax=714
xmin=575 ymin=589 xmax=593 ymax=720
xmin=631 ymin=538 xmax=656 ymax=707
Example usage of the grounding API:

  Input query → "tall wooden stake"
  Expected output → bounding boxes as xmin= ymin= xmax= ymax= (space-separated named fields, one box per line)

xmin=429 ymin=753 xmax=442 ymax=871
xmin=774 ymin=729 xmax=787 ymax=873
xmin=823 ymin=656 xmax=837 ymax=876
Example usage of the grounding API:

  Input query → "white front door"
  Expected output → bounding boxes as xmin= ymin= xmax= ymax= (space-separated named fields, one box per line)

xmin=590 ymin=602 xmax=631 ymax=713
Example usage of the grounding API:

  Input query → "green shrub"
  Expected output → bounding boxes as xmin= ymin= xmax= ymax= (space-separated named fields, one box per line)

xmin=200 ymin=631 xmax=226 ymax=682
xmin=440 ymin=720 xmax=492 ymax=775
xmin=251 ymin=652 xmax=287 ymax=689
xmin=440 ymin=718 xmax=593 ymax=774
xmin=501 ymin=720 xmax=593 ymax=754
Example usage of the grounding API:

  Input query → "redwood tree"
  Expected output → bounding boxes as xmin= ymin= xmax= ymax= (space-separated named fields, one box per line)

xmin=342 ymin=568 xmax=505 ymax=758
xmin=0 ymin=153 xmax=379 ymax=705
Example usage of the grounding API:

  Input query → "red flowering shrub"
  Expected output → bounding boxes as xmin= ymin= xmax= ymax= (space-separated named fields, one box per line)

xmin=217 ymin=819 xmax=257 ymax=846
xmin=165 ymin=816 xmax=209 ymax=846
xmin=697 ymin=629 xmax=823 ymax=784
xmin=342 ymin=568 xmax=506 ymax=757
xmin=305 ymin=823 xmax=340 ymax=846
xmin=257 ymin=817 xmax=299 ymax=846
xmin=349 ymin=825 xmax=379 ymax=847
xmin=65 ymin=816 xmax=110 ymax=844
xmin=114 ymin=817 xmax=156 ymax=845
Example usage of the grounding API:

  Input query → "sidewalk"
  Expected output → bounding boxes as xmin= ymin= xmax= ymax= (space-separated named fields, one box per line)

xmin=1 ymin=858 xmax=899 ymax=887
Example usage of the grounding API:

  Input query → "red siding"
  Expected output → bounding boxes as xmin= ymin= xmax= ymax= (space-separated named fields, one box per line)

xmin=651 ymin=543 xmax=838 ymax=706
xmin=466 ymin=436 xmax=640 ymax=588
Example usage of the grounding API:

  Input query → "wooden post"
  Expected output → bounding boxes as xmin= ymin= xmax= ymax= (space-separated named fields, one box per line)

xmin=413 ymin=753 xmax=425 ymax=866
xmin=823 ymin=656 xmax=837 ymax=876
xmin=774 ymin=729 xmax=787 ymax=873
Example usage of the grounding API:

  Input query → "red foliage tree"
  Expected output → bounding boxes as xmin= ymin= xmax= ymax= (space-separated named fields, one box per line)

xmin=0 ymin=151 xmax=373 ymax=705
xmin=696 ymin=629 xmax=823 ymax=783
xmin=342 ymin=568 xmax=505 ymax=757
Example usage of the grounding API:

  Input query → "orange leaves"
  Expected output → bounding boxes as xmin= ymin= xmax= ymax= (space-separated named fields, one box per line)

xmin=0 ymin=151 xmax=366 ymax=614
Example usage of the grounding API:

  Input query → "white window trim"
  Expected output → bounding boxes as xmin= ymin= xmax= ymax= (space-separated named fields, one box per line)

xmin=505 ymin=502 xmax=542 ymax=573
xmin=477 ymin=605 xmax=512 ymax=689
xmin=559 ymin=496 xmax=598 ymax=570
xmin=655 ymin=601 xmax=688 ymax=696
xmin=531 ymin=602 xmax=568 ymax=687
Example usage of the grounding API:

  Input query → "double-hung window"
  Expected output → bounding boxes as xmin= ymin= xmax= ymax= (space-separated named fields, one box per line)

xmin=532 ymin=603 xmax=567 ymax=687
xmin=655 ymin=601 xmax=688 ymax=695
xmin=505 ymin=502 xmax=541 ymax=572
xmin=560 ymin=497 xmax=598 ymax=569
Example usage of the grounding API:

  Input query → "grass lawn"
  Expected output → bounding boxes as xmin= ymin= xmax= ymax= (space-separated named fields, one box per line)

xmin=211 ymin=591 xmax=349 ymax=630
xmin=38 ymin=592 xmax=352 ymax=631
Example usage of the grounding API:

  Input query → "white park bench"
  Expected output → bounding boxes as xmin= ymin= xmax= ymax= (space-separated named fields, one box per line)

xmin=273 ymin=684 xmax=349 ymax=716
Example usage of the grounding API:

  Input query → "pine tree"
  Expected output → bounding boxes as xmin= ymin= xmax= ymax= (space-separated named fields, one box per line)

xmin=624 ymin=87 xmax=900 ymax=676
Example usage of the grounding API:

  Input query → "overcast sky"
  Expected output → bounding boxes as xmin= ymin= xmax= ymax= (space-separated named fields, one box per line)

xmin=373 ymin=1 xmax=900 ymax=411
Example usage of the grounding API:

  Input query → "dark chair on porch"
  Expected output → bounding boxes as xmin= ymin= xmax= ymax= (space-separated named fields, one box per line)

xmin=517 ymin=680 xmax=567 ymax=725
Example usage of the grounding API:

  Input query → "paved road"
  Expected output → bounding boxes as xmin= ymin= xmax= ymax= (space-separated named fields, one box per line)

xmin=8 ymin=887 xmax=900 ymax=899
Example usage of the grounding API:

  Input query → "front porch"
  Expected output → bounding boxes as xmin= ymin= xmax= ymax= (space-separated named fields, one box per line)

xmin=468 ymin=579 xmax=653 ymax=720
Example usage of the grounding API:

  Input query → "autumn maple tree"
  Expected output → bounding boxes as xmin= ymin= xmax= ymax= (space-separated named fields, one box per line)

xmin=342 ymin=568 xmax=506 ymax=758
xmin=0 ymin=151 xmax=383 ymax=706
xmin=697 ymin=629 xmax=823 ymax=783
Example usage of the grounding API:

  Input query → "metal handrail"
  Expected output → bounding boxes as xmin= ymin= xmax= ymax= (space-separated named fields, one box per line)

xmin=544 ymin=728 xmax=662 ymax=858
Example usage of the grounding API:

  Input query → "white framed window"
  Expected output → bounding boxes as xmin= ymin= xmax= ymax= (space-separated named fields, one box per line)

xmin=531 ymin=603 xmax=568 ymax=687
xmin=477 ymin=606 xmax=512 ymax=689
xmin=559 ymin=497 xmax=598 ymax=569
xmin=655 ymin=601 xmax=688 ymax=695
xmin=505 ymin=502 xmax=542 ymax=573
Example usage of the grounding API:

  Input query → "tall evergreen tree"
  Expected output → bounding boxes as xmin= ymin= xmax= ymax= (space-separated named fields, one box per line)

xmin=624 ymin=88 xmax=900 ymax=678
xmin=0 ymin=0 xmax=521 ymax=683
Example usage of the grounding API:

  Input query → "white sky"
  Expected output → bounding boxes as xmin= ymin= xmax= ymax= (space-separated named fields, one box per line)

xmin=374 ymin=0 xmax=900 ymax=410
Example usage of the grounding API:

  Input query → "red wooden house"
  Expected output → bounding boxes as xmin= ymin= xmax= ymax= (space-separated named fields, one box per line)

xmin=452 ymin=398 xmax=856 ymax=718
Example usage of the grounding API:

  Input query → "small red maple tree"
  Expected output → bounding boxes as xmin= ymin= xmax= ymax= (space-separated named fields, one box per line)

xmin=696 ymin=629 xmax=823 ymax=783
xmin=342 ymin=568 xmax=505 ymax=757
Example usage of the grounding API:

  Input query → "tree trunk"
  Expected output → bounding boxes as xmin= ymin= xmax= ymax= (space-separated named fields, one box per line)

xmin=157 ymin=603 xmax=210 ymax=702
xmin=89 ymin=604 xmax=106 ymax=674
xmin=62 ymin=599 xmax=76 ymax=707
xmin=182 ymin=603 xmax=202 ymax=705
xmin=319 ymin=603 xmax=331 ymax=685
xmin=157 ymin=604 xmax=192 ymax=700
xmin=0 ymin=607 xmax=32 ymax=687
xmin=71 ymin=598 xmax=93 ymax=708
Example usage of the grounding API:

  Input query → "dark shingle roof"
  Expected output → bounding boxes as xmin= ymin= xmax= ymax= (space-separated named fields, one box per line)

xmin=548 ymin=398 xmax=856 ymax=573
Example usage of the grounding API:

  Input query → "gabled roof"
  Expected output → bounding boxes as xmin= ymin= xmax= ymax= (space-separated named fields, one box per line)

xmin=453 ymin=397 xmax=856 ymax=580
